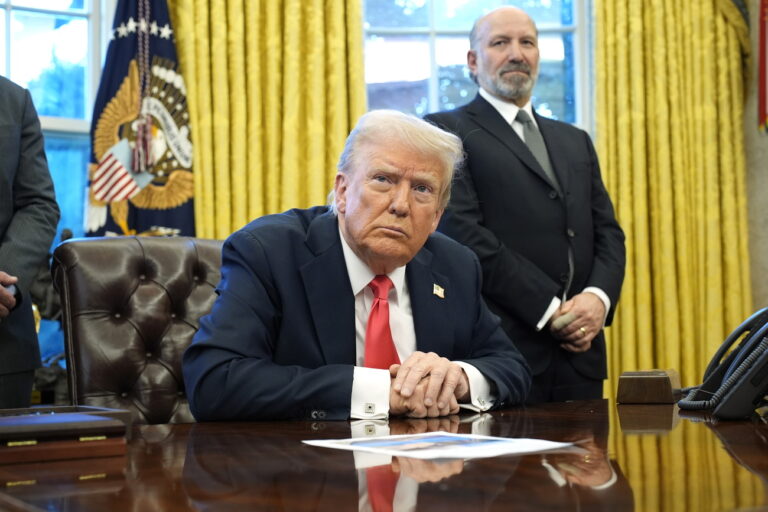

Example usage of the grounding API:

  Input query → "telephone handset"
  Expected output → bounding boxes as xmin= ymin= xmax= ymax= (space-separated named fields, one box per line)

xmin=678 ymin=307 xmax=768 ymax=419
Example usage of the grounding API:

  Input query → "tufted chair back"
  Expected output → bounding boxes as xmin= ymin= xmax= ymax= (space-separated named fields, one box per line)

xmin=52 ymin=236 xmax=223 ymax=425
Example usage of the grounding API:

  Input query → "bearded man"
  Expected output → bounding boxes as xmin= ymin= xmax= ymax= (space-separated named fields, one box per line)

xmin=425 ymin=7 xmax=625 ymax=403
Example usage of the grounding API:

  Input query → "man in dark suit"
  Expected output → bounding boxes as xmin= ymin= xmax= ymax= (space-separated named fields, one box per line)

xmin=183 ymin=110 xmax=531 ymax=421
xmin=0 ymin=76 xmax=60 ymax=408
xmin=425 ymin=7 xmax=625 ymax=403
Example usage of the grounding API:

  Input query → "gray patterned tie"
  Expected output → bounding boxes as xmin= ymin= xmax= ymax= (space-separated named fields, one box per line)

xmin=516 ymin=109 xmax=559 ymax=192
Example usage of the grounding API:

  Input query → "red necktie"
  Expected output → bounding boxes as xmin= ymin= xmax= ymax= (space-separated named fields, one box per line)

xmin=364 ymin=275 xmax=400 ymax=369
xmin=366 ymin=464 xmax=398 ymax=512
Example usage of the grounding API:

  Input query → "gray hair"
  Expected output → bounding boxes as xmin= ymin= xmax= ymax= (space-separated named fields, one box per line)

xmin=330 ymin=109 xmax=463 ymax=211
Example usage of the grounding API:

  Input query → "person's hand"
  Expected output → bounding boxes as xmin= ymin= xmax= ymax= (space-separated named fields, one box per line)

xmin=549 ymin=292 xmax=605 ymax=353
xmin=0 ymin=271 xmax=18 ymax=319
xmin=389 ymin=373 xmax=460 ymax=418
xmin=392 ymin=456 xmax=464 ymax=483
xmin=390 ymin=352 xmax=470 ymax=410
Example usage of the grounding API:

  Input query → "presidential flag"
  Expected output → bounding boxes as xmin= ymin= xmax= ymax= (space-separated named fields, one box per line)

xmin=87 ymin=0 xmax=194 ymax=236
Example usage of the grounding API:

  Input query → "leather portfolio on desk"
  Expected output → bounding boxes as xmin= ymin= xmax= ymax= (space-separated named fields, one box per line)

xmin=0 ymin=412 xmax=127 ymax=465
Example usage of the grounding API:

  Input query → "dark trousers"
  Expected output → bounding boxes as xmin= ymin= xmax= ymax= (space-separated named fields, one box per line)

xmin=526 ymin=348 xmax=603 ymax=404
xmin=0 ymin=370 xmax=35 ymax=409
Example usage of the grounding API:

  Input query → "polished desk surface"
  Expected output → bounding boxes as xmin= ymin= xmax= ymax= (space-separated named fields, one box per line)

xmin=0 ymin=400 xmax=766 ymax=511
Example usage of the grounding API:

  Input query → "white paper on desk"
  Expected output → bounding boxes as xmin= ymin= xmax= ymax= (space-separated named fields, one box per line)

xmin=303 ymin=431 xmax=572 ymax=460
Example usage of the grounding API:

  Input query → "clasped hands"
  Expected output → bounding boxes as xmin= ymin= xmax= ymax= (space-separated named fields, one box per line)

xmin=549 ymin=292 xmax=605 ymax=353
xmin=388 ymin=351 xmax=469 ymax=418
xmin=0 ymin=271 xmax=19 ymax=320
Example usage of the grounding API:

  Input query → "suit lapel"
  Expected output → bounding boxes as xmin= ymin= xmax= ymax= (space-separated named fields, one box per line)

xmin=465 ymin=95 xmax=564 ymax=193
xmin=300 ymin=212 xmax=356 ymax=365
xmin=406 ymin=246 xmax=454 ymax=356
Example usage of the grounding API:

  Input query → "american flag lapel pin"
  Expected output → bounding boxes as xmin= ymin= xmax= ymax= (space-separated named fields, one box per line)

xmin=433 ymin=284 xmax=445 ymax=299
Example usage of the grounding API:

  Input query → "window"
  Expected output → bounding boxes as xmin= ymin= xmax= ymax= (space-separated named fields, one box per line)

xmin=363 ymin=0 xmax=589 ymax=126
xmin=2 ymin=0 xmax=114 ymax=365
xmin=2 ymin=0 xmax=114 ymax=243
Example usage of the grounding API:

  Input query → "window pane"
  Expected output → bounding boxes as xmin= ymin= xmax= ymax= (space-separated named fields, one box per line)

xmin=532 ymin=32 xmax=574 ymax=122
xmin=10 ymin=11 xmax=88 ymax=119
xmin=364 ymin=0 xmax=428 ymax=29
xmin=44 ymin=132 xmax=89 ymax=244
xmin=435 ymin=36 xmax=476 ymax=111
xmin=12 ymin=0 xmax=85 ymax=10
xmin=366 ymin=35 xmax=430 ymax=115
xmin=434 ymin=0 xmax=571 ymax=29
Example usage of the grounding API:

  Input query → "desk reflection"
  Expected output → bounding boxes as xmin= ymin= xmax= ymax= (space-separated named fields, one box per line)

xmin=182 ymin=402 xmax=632 ymax=512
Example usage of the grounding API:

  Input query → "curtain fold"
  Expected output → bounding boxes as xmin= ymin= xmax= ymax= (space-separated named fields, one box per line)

xmin=169 ymin=0 xmax=366 ymax=238
xmin=597 ymin=1 xmax=756 ymax=509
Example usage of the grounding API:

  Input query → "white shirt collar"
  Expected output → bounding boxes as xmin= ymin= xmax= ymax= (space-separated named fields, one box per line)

xmin=478 ymin=87 xmax=537 ymax=128
xmin=338 ymin=226 xmax=407 ymax=299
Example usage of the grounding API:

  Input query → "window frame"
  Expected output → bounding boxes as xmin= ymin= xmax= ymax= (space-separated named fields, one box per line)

xmin=1 ymin=0 xmax=116 ymax=133
xmin=363 ymin=1 xmax=593 ymax=131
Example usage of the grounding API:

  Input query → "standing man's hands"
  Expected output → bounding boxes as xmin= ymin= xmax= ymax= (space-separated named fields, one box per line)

xmin=549 ymin=292 xmax=605 ymax=353
xmin=0 ymin=271 xmax=19 ymax=320
xmin=388 ymin=351 xmax=469 ymax=417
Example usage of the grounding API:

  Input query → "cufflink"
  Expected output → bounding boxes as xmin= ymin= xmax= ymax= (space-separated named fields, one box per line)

xmin=365 ymin=403 xmax=376 ymax=414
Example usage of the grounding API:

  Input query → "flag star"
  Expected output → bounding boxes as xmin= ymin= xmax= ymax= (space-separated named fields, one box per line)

xmin=126 ymin=17 xmax=137 ymax=33
xmin=150 ymin=21 xmax=159 ymax=35
xmin=159 ymin=24 xmax=173 ymax=39
xmin=116 ymin=23 xmax=128 ymax=38
xmin=139 ymin=18 xmax=148 ymax=32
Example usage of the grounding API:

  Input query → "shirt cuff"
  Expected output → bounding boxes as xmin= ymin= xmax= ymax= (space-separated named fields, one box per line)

xmin=582 ymin=286 xmax=611 ymax=327
xmin=351 ymin=366 xmax=391 ymax=420
xmin=536 ymin=296 xmax=562 ymax=331
xmin=455 ymin=361 xmax=495 ymax=412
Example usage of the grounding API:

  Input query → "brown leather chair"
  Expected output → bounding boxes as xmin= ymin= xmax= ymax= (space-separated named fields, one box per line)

xmin=52 ymin=236 xmax=223 ymax=424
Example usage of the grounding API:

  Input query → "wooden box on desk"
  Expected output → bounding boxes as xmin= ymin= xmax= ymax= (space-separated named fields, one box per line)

xmin=617 ymin=369 xmax=681 ymax=404
xmin=0 ymin=408 xmax=129 ymax=465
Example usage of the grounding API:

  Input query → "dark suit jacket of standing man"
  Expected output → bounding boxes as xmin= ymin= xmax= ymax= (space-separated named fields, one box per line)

xmin=0 ymin=76 xmax=60 ymax=404
xmin=425 ymin=95 xmax=625 ymax=388
xmin=183 ymin=206 xmax=531 ymax=421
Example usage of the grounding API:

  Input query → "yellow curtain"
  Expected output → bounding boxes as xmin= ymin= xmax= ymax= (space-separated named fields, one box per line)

xmin=168 ymin=0 xmax=366 ymax=238
xmin=597 ymin=0 xmax=756 ymax=509
xmin=595 ymin=0 xmax=752 ymax=399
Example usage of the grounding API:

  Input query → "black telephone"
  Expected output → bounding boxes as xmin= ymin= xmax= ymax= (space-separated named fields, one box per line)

xmin=678 ymin=307 xmax=768 ymax=419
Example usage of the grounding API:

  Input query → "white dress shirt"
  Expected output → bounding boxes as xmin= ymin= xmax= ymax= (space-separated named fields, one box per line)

xmin=477 ymin=88 xmax=611 ymax=330
xmin=339 ymin=228 xmax=495 ymax=419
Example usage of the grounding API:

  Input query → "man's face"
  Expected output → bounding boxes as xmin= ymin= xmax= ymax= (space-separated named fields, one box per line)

xmin=334 ymin=142 xmax=445 ymax=275
xmin=468 ymin=7 xmax=540 ymax=106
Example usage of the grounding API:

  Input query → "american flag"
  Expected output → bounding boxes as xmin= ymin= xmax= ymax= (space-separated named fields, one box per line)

xmin=92 ymin=140 xmax=141 ymax=202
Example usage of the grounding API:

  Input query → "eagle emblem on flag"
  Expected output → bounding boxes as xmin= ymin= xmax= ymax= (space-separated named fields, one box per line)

xmin=87 ymin=0 xmax=194 ymax=237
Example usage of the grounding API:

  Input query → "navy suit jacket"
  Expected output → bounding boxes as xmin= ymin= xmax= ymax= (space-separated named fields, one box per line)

xmin=183 ymin=206 xmax=531 ymax=421
xmin=425 ymin=95 xmax=625 ymax=378
xmin=0 ymin=77 xmax=59 ymax=375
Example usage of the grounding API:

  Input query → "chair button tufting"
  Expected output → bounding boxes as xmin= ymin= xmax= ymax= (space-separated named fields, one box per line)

xmin=114 ymin=313 xmax=121 ymax=319
xmin=121 ymin=392 xmax=128 ymax=398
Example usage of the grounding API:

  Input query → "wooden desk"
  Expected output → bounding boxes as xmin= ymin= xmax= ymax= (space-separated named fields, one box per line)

xmin=0 ymin=399 xmax=766 ymax=511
